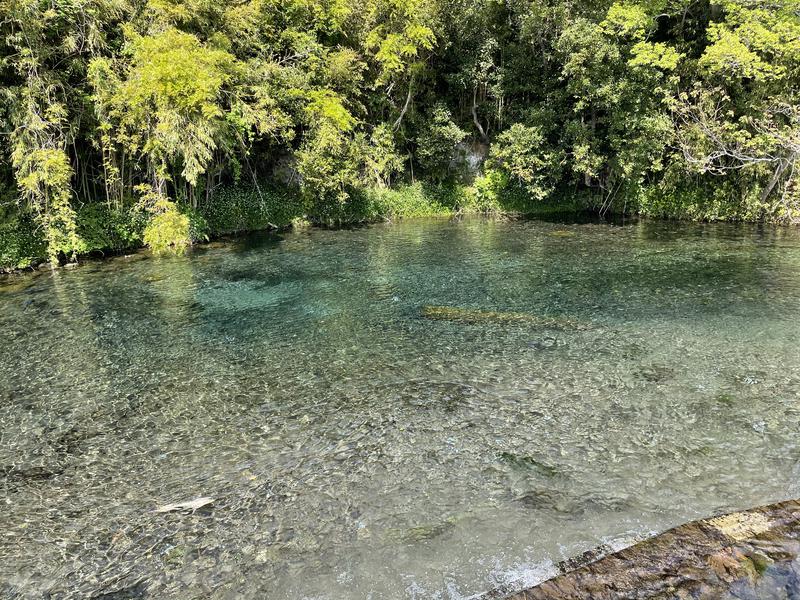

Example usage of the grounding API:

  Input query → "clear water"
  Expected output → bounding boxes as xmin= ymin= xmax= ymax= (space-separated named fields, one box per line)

xmin=1 ymin=217 xmax=800 ymax=599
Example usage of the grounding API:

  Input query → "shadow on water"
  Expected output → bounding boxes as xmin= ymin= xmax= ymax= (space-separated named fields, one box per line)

xmin=516 ymin=210 xmax=630 ymax=227
xmin=204 ymin=229 xmax=286 ymax=253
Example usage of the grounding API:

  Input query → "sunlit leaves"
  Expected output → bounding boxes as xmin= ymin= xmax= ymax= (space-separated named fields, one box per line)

xmin=601 ymin=2 xmax=651 ymax=40
xmin=364 ymin=0 xmax=437 ymax=85
xmin=16 ymin=149 xmax=83 ymax=260
xmin=629 ymin=41 xmax=682 ymax=71
xmin=490 ymin=124 xmax=562 ymax=200
xmin=700 ymin=26 xmax=780 ymax=81
xmin=89 ymin=28 xmax=236 ymax=186
xmin=122 ymin=29 xmax=233 ymax=118
xmin=304 ymin=90 xmax=356 ymax=131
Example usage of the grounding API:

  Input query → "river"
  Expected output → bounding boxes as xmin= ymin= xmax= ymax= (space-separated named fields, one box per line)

xmin=2 ymin=216 xmax=799 ymax=598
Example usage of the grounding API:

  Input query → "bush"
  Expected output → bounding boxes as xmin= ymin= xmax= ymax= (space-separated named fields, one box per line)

xmin=143 ymin=204 xmax=191 ymax=254
xmin=76 ymin=203 xmax=144 ymax=252
xmin=490 ymin=124 xmax=563 ymax=200
xmin=467 ymin=169 xmax=577 ymax=215
xmin=201 ymin=184 xmax=305 ymax=233
xmin=357 ymin=182 xmax=457 ymax=220
xmin=0 ymin=212 xmax=46 ymax=270
xmin=634 ymin=169 xmax=775 ymax=222
xmin=182 ymin=206 xmax=210 ymax=243
xmin=468 ymin=170 xmax=507 ymax=213
xmin=416 ymin=106 xmax=468 ymax=180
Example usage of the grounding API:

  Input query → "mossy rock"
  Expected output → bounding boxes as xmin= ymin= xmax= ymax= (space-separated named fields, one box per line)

xmin=387 ymin=516 xmax=460 ymax=543
xmin=498 ymin=452 xmax=561 ymax=478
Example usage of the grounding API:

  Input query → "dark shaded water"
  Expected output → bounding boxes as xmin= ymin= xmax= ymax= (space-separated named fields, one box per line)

xmin=2 ymin=217 xmax=800 ymax=599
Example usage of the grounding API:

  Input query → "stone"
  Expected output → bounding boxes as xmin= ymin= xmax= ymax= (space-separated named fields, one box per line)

xmin=489 ymin=499 xmax=800 ymax=600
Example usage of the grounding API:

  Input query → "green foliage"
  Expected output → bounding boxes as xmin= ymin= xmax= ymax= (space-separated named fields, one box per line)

xmin=3 ymin=0 xmax=800 ymax=270
xmin=199 ymin=180 xmax=468 ymax=230
xmin=490 ymin=124 xmax=562 ymax=200
xmin=296 ymin=121 xmax=363 ymax=208
xmin=76 ymin=204 xmax=145 ymax=252
xmin=635 ymin=179 xmax=770 ymax=222
xmin=671 ymin=1 xmax=800 ymax=220
xmin=137 ymin=189 xmax=192 ymax=253
xmin=365 ymin=0 xmax=437 ymax=85
xmin=143 ymin=205 xmax=192 ymax=254
xmin=16 ymin=149 xmax=84 ymax=261
xmin=468 ymin=170 xmax=507 ymax=213
xmin=200 ymin=184 xmax=305 ymax=233
xmin=601 ymin=2 xmax=651 ymax=39
xmin=184 ymin=207 xmax=210 ymax=243
xmin=348 ymin=180 xmax=516 ymax=221
xmin=0 ymin=212 xmax=46 ymax=271
xmin=89 ymin=27 xmax=238 ymax=190
xmin=363 ymin=124 xmax=405 ymax=188
xmin=416 ymin=106 xmax=467 ymax=180
xmin=468 ymin=169 xmax=582 ymax=215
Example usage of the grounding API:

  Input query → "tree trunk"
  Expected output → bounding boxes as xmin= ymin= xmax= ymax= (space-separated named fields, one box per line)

xmin=472 ymin=87 xmax=489 ymax=143
xmin=761 ymin=155 xmax=794 ymax=206
xmin=393 ymin=82 xmax=413 ymax=130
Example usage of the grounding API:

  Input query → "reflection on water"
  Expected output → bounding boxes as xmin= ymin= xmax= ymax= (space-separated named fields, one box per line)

xmin=2 ymin=217 xmax=800 ymax=598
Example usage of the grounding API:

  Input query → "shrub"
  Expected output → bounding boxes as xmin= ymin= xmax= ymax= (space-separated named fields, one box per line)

xmin=143 ymin=202 xmax=192 ymax=254
xmin=201 ymin=184 xmax=305 ymax=233
xmin=490 ymin=124 xmax=562 ymax=200
xmin=416 ymin=106 xmax=468 ymax=180
xmin=0 ymin=212 xmax=46 ymax=270
xmin=76 ymin=203 xmax=144 ymax=252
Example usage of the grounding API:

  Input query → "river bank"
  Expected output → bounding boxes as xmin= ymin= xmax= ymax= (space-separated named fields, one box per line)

xmin=487 ymin=498 xmax=800 ymax=599
xmin=5 ymin=173 xmax=796 ymax=274
xmin=0 ymin=179 xmax=582 ymax=273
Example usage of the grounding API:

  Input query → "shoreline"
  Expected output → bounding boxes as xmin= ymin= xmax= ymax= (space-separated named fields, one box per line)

xmin=3 ymin=206 xmax=798 ymax=277
xmin=485 ymin=498 xmax=800 ymax=600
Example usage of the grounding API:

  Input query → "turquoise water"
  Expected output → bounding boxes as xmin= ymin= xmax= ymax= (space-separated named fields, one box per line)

xmin=2 ymin=217 xmax=800 ymax=598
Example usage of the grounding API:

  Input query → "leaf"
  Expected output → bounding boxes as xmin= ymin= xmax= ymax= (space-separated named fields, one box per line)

xmin=154 ymin=496 xmax=214 ymax=513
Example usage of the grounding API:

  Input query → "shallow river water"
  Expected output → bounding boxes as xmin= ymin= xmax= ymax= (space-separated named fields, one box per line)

xmin=2 ymin=217 xmax=800 ymax=599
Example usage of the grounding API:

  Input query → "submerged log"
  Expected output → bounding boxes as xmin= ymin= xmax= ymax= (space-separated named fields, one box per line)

xmin=495 ymin=498 xmax=800 ymax=599
xmin=421 ymin=306 xmax=590 ymax=330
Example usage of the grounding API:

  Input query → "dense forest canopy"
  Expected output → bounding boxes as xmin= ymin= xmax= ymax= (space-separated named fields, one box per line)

xmin=1 ymin=0 xmax=799 ymax=264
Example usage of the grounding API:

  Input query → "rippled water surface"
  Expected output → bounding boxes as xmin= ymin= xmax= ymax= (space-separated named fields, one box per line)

xmin=2 ymin=217 xmax=800 ymax=599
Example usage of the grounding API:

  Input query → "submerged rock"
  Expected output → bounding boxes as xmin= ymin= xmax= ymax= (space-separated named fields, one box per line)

xmin=637 ymin=364 xmax=675 ymax=383
xmin=513 ymin=489 xmax=631 ymax=516
xmin=527 ymin=337 xmax=561 ymax=351
xmin=499 ymin=452 xmax=561 ymax=478
xmin=493 ymin=498 xmax=800 ymax=599
xmin=386 ymin=516 xmax=460 ymax=543
xmin=400 ymin=519 xmax=457 ymax=542
xmin=0 ymin=464 xmax=63 ymax=482
xmin=420 ymin=306 xmax=589 ymax=330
